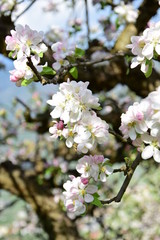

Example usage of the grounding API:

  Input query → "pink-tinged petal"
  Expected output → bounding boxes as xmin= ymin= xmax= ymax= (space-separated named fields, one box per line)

xmin=141 ymin=145 xmax=154 ymax=159
xmin=153 ymin=148 xmax=160 ymax=163
xmin=84 ymin=194 xmax=94 ymax=203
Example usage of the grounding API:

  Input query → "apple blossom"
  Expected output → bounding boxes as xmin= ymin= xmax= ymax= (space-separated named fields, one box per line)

xmin=63 ymin=155 xmax=113 ymax=215
xmin=51 ymin=41 xmax=75 ymax=70
xmin=5 ymin=24 xmax=48 ymax=62
xmin=119 ymin=101 xmax=151 ymax=140
xmin=63 ymin=176 xmax=98 ymax=215
xmin=47 ymin=80 xmax=109 ymax=153
xmin=114 ymin=2 xmax=138 ymax=23
xmin=127 ymin=21 xmax=160 ymax=76
xmin=120 ymin=86 xmax=160 ymax=163
xmin=0 ymin=0 xmax=15 ymax=15
xmin=76 ymin=155 xmax=113 ymax=182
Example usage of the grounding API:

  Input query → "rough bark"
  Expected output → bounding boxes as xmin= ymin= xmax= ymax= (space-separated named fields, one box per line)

xmin=0 ymin=161 xmax=81 ymax=240
xmin=77 ymin=56 xmax=160 ymax=97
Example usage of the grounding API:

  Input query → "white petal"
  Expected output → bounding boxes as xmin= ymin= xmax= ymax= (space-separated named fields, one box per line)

xmin=155 ymin=44 xmax=160 ymax=55
xmin=142 ymin=44 xmax=153 ymax=60
xmin=100 ymin=172 xmax=107 ymax=182
xmin=84 ymin=194 xmax=94 ymax=203
xmin=50 ymin=107 xmax=62 ymax=119
xmin=153 ymin=148 xmax=160 ymax=163
xmin=52 ymin=62 xmax=61 ymax=70
xmin=129 ymin=128 xmax=136 ymax=140
xmin=105 ymin=166 xmax=113 ymax=175
xmin=86 ymin=185 xmax=98 ymax=194
xmin=141 ymin=145 xmax=154 ymax=159
xmin=66 ymin=137 xmax=74 ymax=148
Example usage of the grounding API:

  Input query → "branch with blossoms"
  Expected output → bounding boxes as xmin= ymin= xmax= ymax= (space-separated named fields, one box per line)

xmin=4 ymin=21 xmax=160 ymax=217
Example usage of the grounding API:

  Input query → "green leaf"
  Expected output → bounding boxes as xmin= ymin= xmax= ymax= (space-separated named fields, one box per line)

xmin=93 ymin=192 xmax=99 ymax=198
xmin=39 ymin=52 xmax=43 ymax=58
xmin=69 ymin=67 xmax=78 ymax=79
xmin=45 ymin=166 xmax=54 ymax=175
xmin=8 ymin=51 xmax=14 ymax=58
xmin=95 ymin=106 xmax=102 ymax=111
xmin=21 ymin=78 xmax=33 ymax=86
xmin=75 ymin=47 xmax=85 ymax=57
xmin=115 ymin=18 xmax=120 ymax=29
xmin=41 ymin=66 xmax=56 ymax=76
xmin=91 ymin=193 xmax=103 ymax=207
xmin=144 ymin=60 xmax=152 ymax=78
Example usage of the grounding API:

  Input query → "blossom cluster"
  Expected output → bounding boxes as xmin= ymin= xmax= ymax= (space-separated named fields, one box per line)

xmin=0 ymin=0 xmax=15 ymax=15
xmin=51 ymin=41 xmax=75 ymax=70
xmin=120 ymin=87 xmax=160 ymax=163
xmin=5 ymin=24 xmax=48 ymax=85
xmin=127 ymin=21 xmax=160 ymax=77
xmin=47 ymin=80 xmax=109 ymax=153
xmin=114 ymin=2 xmax=138 ymax=24
xmin=63 ymin=155 xmax=113 ymax=215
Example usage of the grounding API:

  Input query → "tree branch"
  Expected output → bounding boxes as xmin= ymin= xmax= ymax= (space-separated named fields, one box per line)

xmin=102 ymin=154 xmax=142 ymax=204
xmin=15 ymin=0 xmax=37 ymax=21
xmin=84 ymin=0 xmax=90 ymax=47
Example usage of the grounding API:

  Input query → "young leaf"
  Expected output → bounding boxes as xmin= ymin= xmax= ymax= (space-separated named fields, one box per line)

xmin=8 ymin=51 xmax=14 ymax=58
xmin=115 ymin=18 xmax=120 ymax=29
xmin=75 ymin=47 xmax=85 ymax=57
xmin=41 ymin=66 xmax=56 ymax=76
xmin=95 ymin=106 xmax=102 ymax=111
xmin=39 ymin=52 xmax=43 ymax=58
xmin=144 ymin=60 xmax=152 ymax=78
xmin=69 ymin=67 xmax=78 ymax=79
xmin=21 ymin=78 xmax=33 ymax=86
xmin=91 ymin=193 xmax=103 ymax=207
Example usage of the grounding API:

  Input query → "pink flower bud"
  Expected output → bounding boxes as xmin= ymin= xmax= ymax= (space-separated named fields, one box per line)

xmin=81 ymin=178 xmax=89 ymax=185
xmin=56 ymin=121 xmax=64 ymax=130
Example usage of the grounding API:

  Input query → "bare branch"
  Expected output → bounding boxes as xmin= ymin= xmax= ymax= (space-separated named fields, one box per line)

xmin=15 ymin=0 xmax=37 ymax=21
xmin=84 ymin=0 xmax=90 ymax=46
xmin=102 ymin=154 xmax=142 ymax=204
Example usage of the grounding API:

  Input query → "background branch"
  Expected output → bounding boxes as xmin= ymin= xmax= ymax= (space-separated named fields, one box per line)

xmin=102 ymin=154 xmax=142 ymax=204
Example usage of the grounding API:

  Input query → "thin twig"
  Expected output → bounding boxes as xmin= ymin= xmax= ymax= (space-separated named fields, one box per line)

xmin=15 ymin=0 xmax=37 ymax=21
xmin=0 ymin=199 xmax=19 ymax=213
xmin=113 ymin=165 xmax=127 ymax=173
xmin=41 ymin=53 xmax=126 ymax=85
xmin=108 ymin=128 xmax=132 ymax=146
xmin=102 ymin=154 xmax=142 ymax=204
xmin=84 ymin=0 xmax=90 ymax=46
xmin=15 ymin=97 xmax=30 ymax=111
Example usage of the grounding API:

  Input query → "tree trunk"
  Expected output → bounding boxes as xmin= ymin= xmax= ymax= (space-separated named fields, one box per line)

xmin=0 ymin=161 xmax=81 ymax=240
